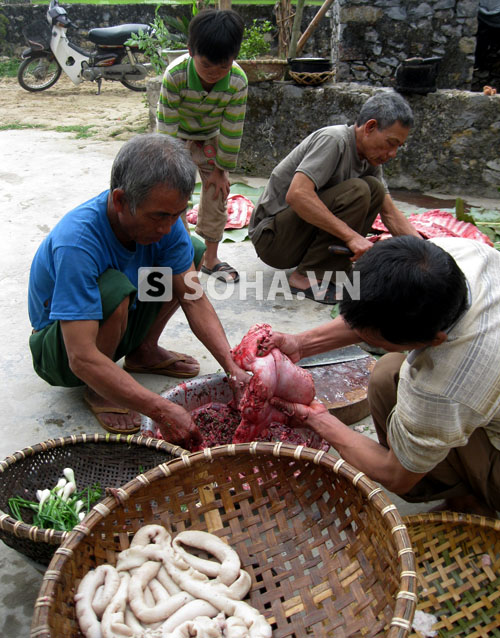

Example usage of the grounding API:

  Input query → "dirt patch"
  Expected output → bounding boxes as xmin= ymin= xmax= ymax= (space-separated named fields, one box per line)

xmin=0 ymin=75 xmax=151 ymax=141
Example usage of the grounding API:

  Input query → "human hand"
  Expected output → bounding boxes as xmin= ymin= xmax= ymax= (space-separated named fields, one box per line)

xmin=270 ymin=397 xmax=329 ymax=427
xmin=206 ymin=167 xmax=230 ymax=200
xmin=345 ymin=235 xmax=373 ymax=261
xmin=154 ymin=402 xmax=203 ymax=451
xmin=256 ymin=330 xmax=302 ymax=363
xmin=226 ymin=365 xmax=250 ymax=404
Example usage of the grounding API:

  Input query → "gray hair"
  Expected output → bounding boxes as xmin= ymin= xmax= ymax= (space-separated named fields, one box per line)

xmin=356 ymin=91 xmax=414 ymax=130
xmin=110 ymin=133 xmax=196 ymax=213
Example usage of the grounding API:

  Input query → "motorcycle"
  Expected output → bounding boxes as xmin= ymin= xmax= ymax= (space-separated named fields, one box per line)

xmin=18 ymin=0 xmax=154 ymax=93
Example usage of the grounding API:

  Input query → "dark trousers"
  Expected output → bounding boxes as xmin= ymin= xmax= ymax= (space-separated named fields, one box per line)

xmin=368 ymin=353 xmax=500 ymax=511
xmin=253 ymin=177 xmax=385 ymax=279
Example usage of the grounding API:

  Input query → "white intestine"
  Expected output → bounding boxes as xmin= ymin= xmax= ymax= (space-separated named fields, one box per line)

xmin=74 ymin=526 xmax=272 ymax=638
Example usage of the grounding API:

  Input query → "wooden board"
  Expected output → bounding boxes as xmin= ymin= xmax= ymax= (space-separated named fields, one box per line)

xmin=307 ymin=355 xmax=377 ymax=425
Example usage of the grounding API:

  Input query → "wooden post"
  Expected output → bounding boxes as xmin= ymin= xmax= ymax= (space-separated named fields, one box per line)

xmin=296 ymin=0 xmax=335 ymax=56
xmin=218 ymin=0 xmax=232 ymax=9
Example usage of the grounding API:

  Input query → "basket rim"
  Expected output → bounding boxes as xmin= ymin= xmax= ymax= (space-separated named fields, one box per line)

xmin=236 ymin=58 xmax=288 ymax=66
xmin=42 ymin=443 xmax=417 ymax=638
xmin=404 ymin=510 xmax=500 ymax=531
xmin=0 ymin=433 xmax=187 ymax=544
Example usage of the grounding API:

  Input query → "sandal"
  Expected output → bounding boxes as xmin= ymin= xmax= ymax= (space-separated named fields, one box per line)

xmin=200 ymin=262 xmax=239 ymax=283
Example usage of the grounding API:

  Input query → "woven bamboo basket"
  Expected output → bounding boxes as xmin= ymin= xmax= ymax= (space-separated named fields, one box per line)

xmin=0 ymin=434 xmax=186 ymax=566
xmin=404 ymin=511 xmax=500 ymax=638
xmin=31 ymin=443 xmax=417 ymax=638
xmin=289 ymin=70 xmax=336 ymax=86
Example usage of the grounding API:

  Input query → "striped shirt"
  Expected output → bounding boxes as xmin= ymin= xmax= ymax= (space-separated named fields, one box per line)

xmin=388 ymin=237 xmax=500 ymax=473
xmin=157 ymin=54 xmax=248 ymax=171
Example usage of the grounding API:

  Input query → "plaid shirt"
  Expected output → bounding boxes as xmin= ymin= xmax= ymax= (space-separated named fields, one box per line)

xmin=389 ymin=237 xmax=500 ymax=473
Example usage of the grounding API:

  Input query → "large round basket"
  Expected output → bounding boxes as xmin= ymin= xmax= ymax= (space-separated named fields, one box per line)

xmin=0 ymin=434 xmax=186 ymax=567
xmin=404 ymin=511 xmax=500 ymax=638
xmin=31 ymin=444 xmax=417 ymax=637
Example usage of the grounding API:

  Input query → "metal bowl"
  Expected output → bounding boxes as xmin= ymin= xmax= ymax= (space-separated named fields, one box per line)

xmin=141 ymin=373 xmax=329 ymax=451
xmin=288 ymin=57 xmax=333 ymax=73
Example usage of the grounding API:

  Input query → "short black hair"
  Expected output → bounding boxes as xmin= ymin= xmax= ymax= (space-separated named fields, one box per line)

xmin=340 ymin=236 xmax=468 ymax=344
xmin=188 ymin=9 xmax=244 ymax=64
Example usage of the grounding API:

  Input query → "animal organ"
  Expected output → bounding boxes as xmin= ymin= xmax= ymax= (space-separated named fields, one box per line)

xmin=231 ymin=323 xmax=315 ymax=443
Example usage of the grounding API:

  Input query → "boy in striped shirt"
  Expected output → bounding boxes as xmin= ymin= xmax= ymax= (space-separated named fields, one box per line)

xmin=157 ymin=9 xmax=248 ymax=283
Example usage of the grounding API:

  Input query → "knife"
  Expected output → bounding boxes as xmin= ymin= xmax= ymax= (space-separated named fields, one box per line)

xmin=298 ymin=345 xmax=371 ymax=367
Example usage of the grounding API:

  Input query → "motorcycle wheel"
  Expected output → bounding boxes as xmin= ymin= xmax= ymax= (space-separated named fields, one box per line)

xmin=120 ymin=51 xmax=155 ymax=92
xmin=18 ymin=55 xmax=62 ymax=92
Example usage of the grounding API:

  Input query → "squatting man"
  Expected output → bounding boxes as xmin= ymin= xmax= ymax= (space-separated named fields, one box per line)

xmin=267 ymin=236 xmax=500 ymax=518
xmin=28 ymin=133 xmax=248 ymax=448
xmin=249 ymin=91 xmax=420 ymax=304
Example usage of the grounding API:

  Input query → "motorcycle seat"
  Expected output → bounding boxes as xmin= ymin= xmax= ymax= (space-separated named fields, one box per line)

xmin=88 ymin=24 xmax=151 ymax=46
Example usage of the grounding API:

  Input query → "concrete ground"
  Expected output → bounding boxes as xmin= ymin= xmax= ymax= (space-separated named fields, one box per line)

xmin=1 ymin=129 xmax=499 ymax=636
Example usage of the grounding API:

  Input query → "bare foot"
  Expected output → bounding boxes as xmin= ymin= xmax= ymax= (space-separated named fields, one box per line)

xmin=288 ymin=270 xmax=316 ymax=291
xmin=84 ymin=389 xmax=141 ymax=433
xmin=429 ymin=494 xmax=497 ymax=518
xmin=124 ymin=346 xmax=199 ymax=377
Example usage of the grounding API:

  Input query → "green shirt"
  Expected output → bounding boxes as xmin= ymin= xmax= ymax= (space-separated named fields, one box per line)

xmin=157 ymin=54 xmax=248 ymax=171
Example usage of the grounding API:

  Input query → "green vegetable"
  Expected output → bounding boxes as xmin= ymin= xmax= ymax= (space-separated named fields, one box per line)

xmin=8 ymin=470 xmax=103 ymax=532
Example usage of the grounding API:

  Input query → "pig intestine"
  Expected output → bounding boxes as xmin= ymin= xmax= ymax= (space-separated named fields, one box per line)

xmin=75 ymin=525 xmax=271 ymax=638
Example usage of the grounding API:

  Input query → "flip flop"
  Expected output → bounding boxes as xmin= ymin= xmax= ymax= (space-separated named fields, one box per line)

xmin=123 ymin=351 xmax=200 ymax=378
xmin=289 ymin=284 xmax=339 ymax=305
xmin=83 ymin=394 xmax=140 ymax=434
xmin=200 ymin=262 xmax=240 ymax=283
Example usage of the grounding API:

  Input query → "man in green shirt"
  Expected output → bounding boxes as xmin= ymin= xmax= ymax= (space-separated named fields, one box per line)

xmin=157 ymin=9 xmax=248 ymax=284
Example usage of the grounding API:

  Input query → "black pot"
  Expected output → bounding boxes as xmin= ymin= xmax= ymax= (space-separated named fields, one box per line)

xmin=395 ymin=57 xmax=442 ymax=95
xmin=288 ymin=57 xmax=333 ymax=73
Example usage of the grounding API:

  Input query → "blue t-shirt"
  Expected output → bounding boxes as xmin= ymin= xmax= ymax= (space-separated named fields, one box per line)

xmin=28 ymin=190 xmax=194 ymax=331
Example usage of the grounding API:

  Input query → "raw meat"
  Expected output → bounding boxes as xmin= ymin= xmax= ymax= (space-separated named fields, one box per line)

xmin=371 ymin=209 xmax=494 ymax=246
xmin=187 ymin=194 xmax=254 ymax=229
xmin=230 ymin=323 xmax=315 ymax=443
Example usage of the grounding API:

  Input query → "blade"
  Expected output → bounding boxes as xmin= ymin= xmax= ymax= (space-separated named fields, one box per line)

xmin=298 ymin=345 xmax=370 ymax=367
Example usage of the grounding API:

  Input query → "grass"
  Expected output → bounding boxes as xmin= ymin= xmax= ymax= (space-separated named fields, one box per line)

xmin=0 ymin=58 xmax=19 ymax=78
xmin=0 ymin=122 xmax=47 ymax=131
xmin=0 ymin=122 xmax=97 ymax=139
xmin=54 ymin=124 xmax=96 ymax=138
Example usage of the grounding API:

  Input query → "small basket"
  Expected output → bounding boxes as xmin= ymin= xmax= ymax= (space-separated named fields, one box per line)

xmin=289 ymin=70 xmax=335 ymax=86
xmin=31 ymin=444 xmax=417 ymax=638
xmin=405 ymin=512 xmax=500 ymax=637
xmin=0 ymin=434 xmax=186 ymax=566
xmin=23 ymin=20 xmax=53 ymax=51
xmin=237 ymin=58 xmax=288 ymax=83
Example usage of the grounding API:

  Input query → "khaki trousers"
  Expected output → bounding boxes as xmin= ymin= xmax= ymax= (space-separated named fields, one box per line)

xmin=368 ymin=353 xmax=500 ymax=510
xmin=253 ymin=176 xmax=385 ymax=279
xmin=187 ymin=138 xmax=227 ymax=243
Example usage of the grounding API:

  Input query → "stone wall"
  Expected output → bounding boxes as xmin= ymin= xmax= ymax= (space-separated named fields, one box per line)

xmin=147 ymin=78 xmax=500 ymax=197
xmin=332 ymin=0 xmax=479 ymax=90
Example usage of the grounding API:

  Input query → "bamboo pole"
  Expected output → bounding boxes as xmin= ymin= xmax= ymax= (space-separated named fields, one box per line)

xmin=296 ymin=0 xmax=335 ymax=56
xmin=287 ymin=0 xmax=306 ymax=59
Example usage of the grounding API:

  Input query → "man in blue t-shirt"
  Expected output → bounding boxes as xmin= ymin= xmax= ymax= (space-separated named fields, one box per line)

xmin=28 ymin=133 xmax=247 ymax=449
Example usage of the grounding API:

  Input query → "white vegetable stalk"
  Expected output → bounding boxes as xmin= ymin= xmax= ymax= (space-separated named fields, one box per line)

xmin=74 ymin=500 xmax=84 ymax=514
xmin=78 ymin=511 xmax=86 ymax=521
xmin=54 ymin=477 xmax=67 ymax=493
xmin=37 ymin=489 xmax=51 ymax=508
xmin=63 ymin=467 xmax=76 ymax=486
xmin=61 ymin=481 xmax=76 ymax=502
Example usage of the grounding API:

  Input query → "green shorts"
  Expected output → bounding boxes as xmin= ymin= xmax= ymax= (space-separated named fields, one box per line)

xmin=29 ymin=237 xmax=206 ymax=388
